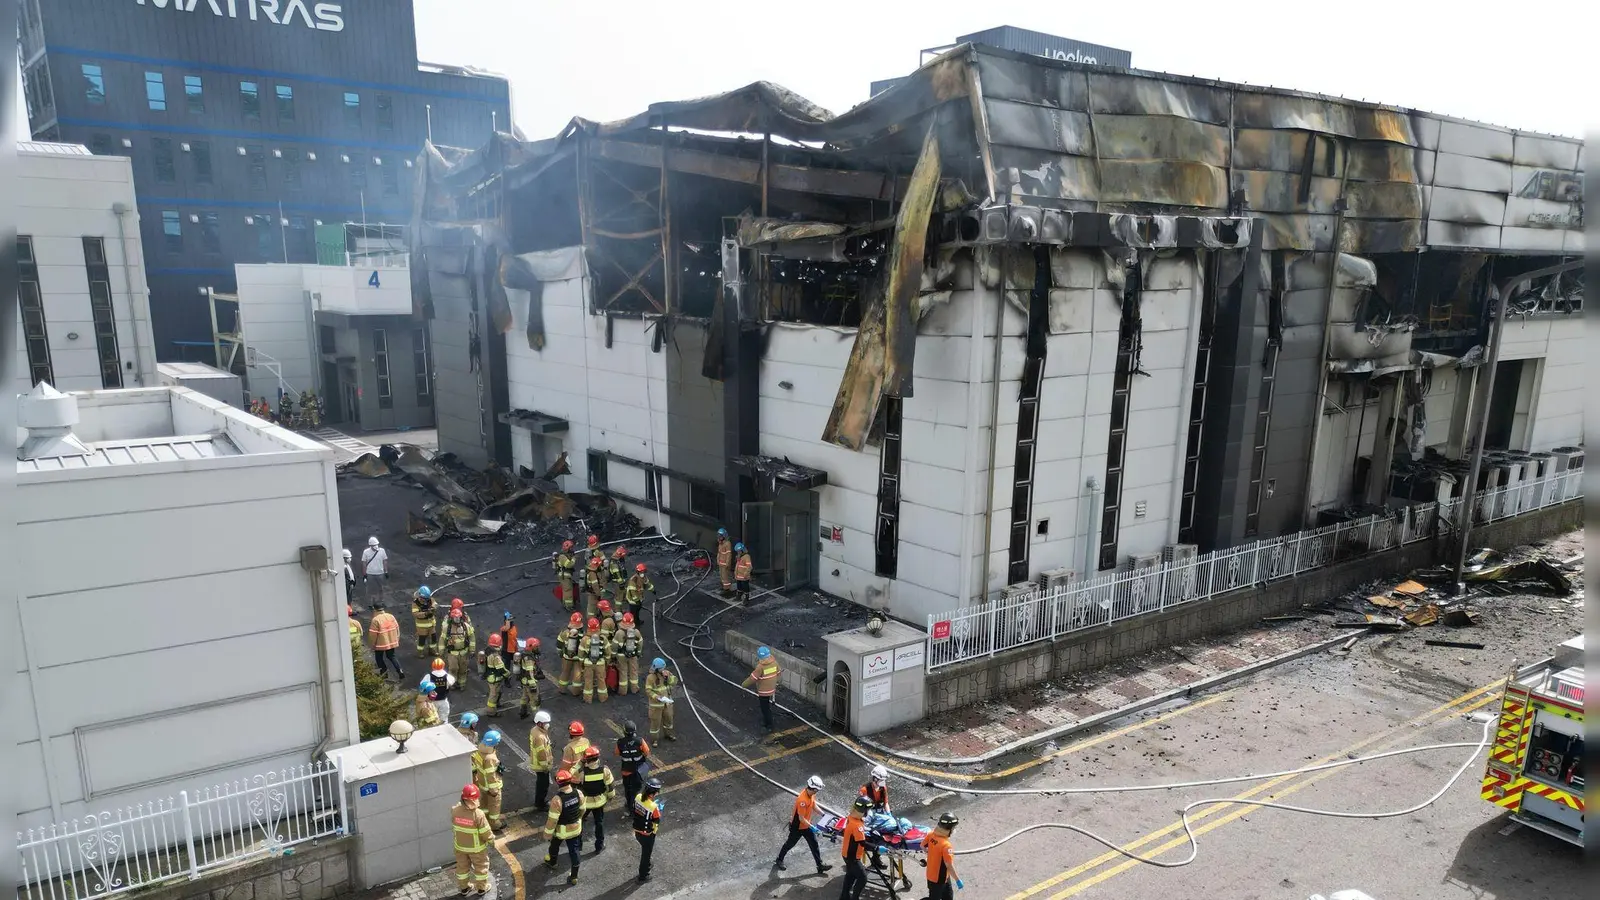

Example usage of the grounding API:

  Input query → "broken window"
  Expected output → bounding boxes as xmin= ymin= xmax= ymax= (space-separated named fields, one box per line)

xmin=587 ymin=451 xmax=609 ymax=491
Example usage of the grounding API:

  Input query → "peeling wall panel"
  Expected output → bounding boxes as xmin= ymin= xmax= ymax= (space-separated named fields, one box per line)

xmin=984 ymin=99 xmax=1095 ymax=155
xmin=1099 ymin=160 xmax=1228 ymax=207
xmin=1092 ymin=115 xmax=1229 ymax=165
xmin=1344 ymin=143 xmax=1430 ymax=183
xmin=1427 ymin=185 xmax=1508 ymax=225
xmin=1232 ymin=129 xmax=1340 ymax=176
xmin=1436 ymin=120 xmax=1515 ymax=162
xmin=1345 ymin=181 xmax=1426 ymax=220
xmin=1232 ymin=93 xmax=1418 ymax=144
xmin=1432 ymin=152 xmax=1513 ymax=194
xmin=1086 ymin=73 xmax=1231 ymax=123
xmin=975 ymin=54 xmax=1090 ymax=110
xmin=992 ymin=145 xmax=1098 ymax=201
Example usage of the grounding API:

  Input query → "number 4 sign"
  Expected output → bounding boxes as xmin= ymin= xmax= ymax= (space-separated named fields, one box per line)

xmin=368 ymin=271 xmax=381 ymax=287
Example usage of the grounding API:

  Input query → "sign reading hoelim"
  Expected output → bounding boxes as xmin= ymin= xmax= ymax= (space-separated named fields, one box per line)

xmin=134 ymin=0 xmax=345 ymax=32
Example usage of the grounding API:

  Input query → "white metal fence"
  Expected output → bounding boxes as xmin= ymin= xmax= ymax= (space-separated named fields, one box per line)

xmin=926 ymin=468 xmax=1583 ymax=671
xmin=16 ymin=760 xmax=347 ymax=900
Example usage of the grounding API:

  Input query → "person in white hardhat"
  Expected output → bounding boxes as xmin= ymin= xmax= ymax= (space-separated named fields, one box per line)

xmin=341 ymin=549 xmax=356 ymax=602
xmin=773 ymin=774 xmax=832 ymax=875
xmin=361 ymin=536 xmax=389 ymax=606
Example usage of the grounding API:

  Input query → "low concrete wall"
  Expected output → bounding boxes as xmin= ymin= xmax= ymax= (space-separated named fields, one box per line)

xmin=725 ymin=629 xmax=828 ymax=709
xmin=926 ymin=500 xmax=1581 ymax=713
xmin=134 ymin=836 xmax=354 ymax=900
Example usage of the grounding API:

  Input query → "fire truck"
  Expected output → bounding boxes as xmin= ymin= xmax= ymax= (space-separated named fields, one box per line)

xmin=1481 ymin=635 xmax=1584 ymax=845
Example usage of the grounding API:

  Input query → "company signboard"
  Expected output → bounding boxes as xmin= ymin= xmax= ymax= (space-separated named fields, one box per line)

xmin=134 ymin=0 xmax=345 ymax=32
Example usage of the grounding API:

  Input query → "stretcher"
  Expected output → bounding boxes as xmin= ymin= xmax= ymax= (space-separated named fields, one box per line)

xmin=815 ymin=812 xmax=928 ymax=898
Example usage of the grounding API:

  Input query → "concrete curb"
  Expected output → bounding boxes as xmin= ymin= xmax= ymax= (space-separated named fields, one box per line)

xmin=861 ymin=628 xmax=1367 ymax=766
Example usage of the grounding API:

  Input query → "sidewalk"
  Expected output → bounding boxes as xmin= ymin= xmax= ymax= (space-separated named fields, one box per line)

xmin=870 ymin=619 xmax=1340 ymax=762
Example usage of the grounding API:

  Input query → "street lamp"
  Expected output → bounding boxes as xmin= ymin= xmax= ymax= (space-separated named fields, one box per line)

xmin=389 ymin=719 xmax=415 ymax=753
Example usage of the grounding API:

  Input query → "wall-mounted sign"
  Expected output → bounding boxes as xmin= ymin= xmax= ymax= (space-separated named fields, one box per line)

xmin=861 ymin=677 xmax=892 ymax=707
xmin=359 ymin=782 xmax=378 ymax=797
xmin=368 ymin=271 xmax=381 ymax=288
xmin=863 ymin=651 xmax=892 ymax=679
xmin=820 ymin=525 xmax=843 ymax=543
xmin=894 ymin=643 xmax=925 ymax=671
xmin=931 ymin=620 xmax=952 ymax=641
xmin=134 ymin=0 xmax=346 ymax=33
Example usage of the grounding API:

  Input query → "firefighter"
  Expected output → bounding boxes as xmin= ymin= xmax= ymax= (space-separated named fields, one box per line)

xmin=644 ymin=658 xmax=678 ymax=742
xmin=715 ymin=528 xmax=734 ymax=596
xmin=614 ymin=613 xmax=644 ymax=695
xmin=583 ymin=557 xmax=608 ymax=618
xmin=596 ymin=600 xmax=619 ymax=639
xmin=528 ymin=709 xmax=554 ymax=811
xmin=443 ymin=603 xmax=475 ymax=686
xmin=472 ymin=730 xmax=506 ymax=831
xmin=859 ymin=765 xmax=891 ymax=814
xmin=480 ymin=633 xmax=509 ymax=717
xmin=515 ymin=638 xmax=542 ymax=719
xmin=414 ymin=679 xmax=441 ymax=728
xmin=457 ymin=711 xmax=481 ymax=746
xmin=631 ymin=778 xmax=663 ymax=884
xmin=773 ymin=775 xmax=832 ymax=874
xmin=607 ymin=545 xmax=628 ymax=588
xmin=347 ymin=605 xmax=362 ymax=655
xmin=742 ymin=645 xmax=780 ymax=733
xmin=578 ymin=617 xmax=611 ymax=704
xmin=734 ymin=542 xmax=754 ymax=601
xmin=543 ymin=770 xmax=583 ymax=886
xmin=615 ymin=721 xmax=650 ymax=825
xmin=577 ymin=746 xmax=615 ymax=853
xmin=412 ymin=586 xmax=438 ymax=656
xmin=585 ymin=534 xmax=606 ymax=573
xmin=624 ymin=563 xmax=655 ymax=622
xmin=429 ymin=658 xmax=456 ymax=724
xmin=837 ymin=797 xmax=872 ymax=900
xmin=921 ymin=813 xmax=962 ymax=899
xmin=554 ymin=540 xmax=577 ymax=609
xmin=557 ymin=612 xmax=584 ymax=694
xmin=368 ymin=603 xmax=404 ymax=679
xmin=560 ymin=721 xmax=590 ymax=775
xmin=494 ymin=612 xmax=518 ymax=667
xmin=451 ymin=784 xmax=493 ymax=896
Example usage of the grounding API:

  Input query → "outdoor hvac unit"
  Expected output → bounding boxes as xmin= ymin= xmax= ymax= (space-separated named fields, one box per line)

xmin=1002 ymin=581 xmax=1042 ymax=603
xmin=1549 ymin=446 xmax=1585 ymax=473
xmin=1498 ymin=457 xmax=1526 ymax=516
xmin=1162 ymin=544 xmax=1200 ymax=600
xmin=1038 ymin=567 xmax=1078 ymax=593
xmin=1000 ymin=581 xmax=1045 ymax=644
xmin=1124 ymin=552 xmax=1163 ymax=571
xmin=1161 ymin=544 xmax=1199 ymax=565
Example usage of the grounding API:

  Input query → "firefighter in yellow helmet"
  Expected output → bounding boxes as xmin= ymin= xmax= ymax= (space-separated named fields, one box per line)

xmin=347 ymin=605 xmax=362 ymax=655
xmin=451 ymin=784 xmax=493 ymax=895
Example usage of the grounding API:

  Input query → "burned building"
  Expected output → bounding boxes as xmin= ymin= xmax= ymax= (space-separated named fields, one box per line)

xmin=409 ymin=45 xmax=1584 ymax=623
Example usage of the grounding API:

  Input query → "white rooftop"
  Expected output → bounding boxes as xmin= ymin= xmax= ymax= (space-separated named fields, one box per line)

xmin=17 ymin=140 xmax=93 ymax=157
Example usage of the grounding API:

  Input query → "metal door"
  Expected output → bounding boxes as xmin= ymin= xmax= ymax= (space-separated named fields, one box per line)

xmin=830 ymin=663 xmax=851 ymax=731
xmin=741 ymin=501 xmax=774 ymax=574
xmin=784 ymin=512 xmax=815 ymax=590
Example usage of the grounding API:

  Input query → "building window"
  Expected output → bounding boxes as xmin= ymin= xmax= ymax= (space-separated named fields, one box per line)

xmin=152 ymin=138 xmax=176 ymax=183
xmin=144 ymin=71 xmax=166 ymax=110
xmin=90 ymin=133 xmax=112 ymax=156
xmin=319 ymin=325 xmax=337 ymax=355
xmin=587 ymin=451 xmax=609 ymax=491
xmin=689 ymin=483 xmax=724 ymax=520
xmin=288 ymin=215 xmax=312 ymax=262
xmin=160 ymin=210 xmax=183 ymax=253
xmin=84 ymin=238 xmax=123 ymax=390
xmin=376 ymin=94 xmax=394 ymax=131
xmin=240 ymin=80 xmax=260 ymax=119
xmin=192 ymin=140 xmax=213 ymax=183
xmin=247 ymin=145 xmax=267 ymax=190
xmin=282 ymin=148 xmax=302 ymax=188
xmin=255 ymin=215 xmax=277 ymax=261
xmin=81 ymin=64 xmax=105 ymax=105
xmin=373 ymin=328 xmax=393 ymax=409
xmin=349 ymin=158 xmax=366 ymax=191
xmin=200 ymin=212 xmax=222 ymax=254
xmin=83 ymin=236 xmax=106 ymax=265
xmin=380 ymin=157 xmax=399 ymax=195
xmin=343 ymin=91 xmax=360 ymax=126
xmin=644 ymin=470 xmax=660 ymax=503
xmin=412 ymin=328 xmax=432 ymax=405
xmin=276 ymin=84 xmax=295 ymax=121
xmin=184 ymin=75 xmax=204 ymax=113
xmin=21 ymin=238 xmax=54 ymax=387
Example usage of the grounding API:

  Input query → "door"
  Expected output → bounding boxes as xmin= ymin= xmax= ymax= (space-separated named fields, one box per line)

xmin=1484 ymin=359 xmax=1523 ymax=450
xmin=784 ymin=512 xmax=816 ymax=590
xmin=321 ymin=361 xmax=342 ymax=422
xmin=741 ymin=502 xmax=774 ymax=575
xmin=830 ymin=662 xmax=851 ymax=731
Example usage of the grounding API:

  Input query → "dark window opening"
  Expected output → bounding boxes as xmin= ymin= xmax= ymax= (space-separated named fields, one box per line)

xmin=282 ymin=148 xmax=302 ymax=188
xmin=1098 ymin=260 xmax=1143 ymax=571
xmin=240 ymin=81 xmax=260 ymax=119
xmin=874 ymin=396 xmax=903 ymax=578
xmin=87 ymin=275 xmax=122 ymax=389
xmin=20 ymin=239 xmax=53 ymax=386
xmin=144 ymin=71 xmax=166 ymax=110
xmin=81 ymin=64 xmax=105 ymax=105
xmin=83 ymin=236 xmax=106 ymax=265
xmin=349 ymin=159 xmax=366 ymax=191
xmin=413 ymin=328 xmax=431 ymax=405
xmin=320 ymin=325 xmax=338 ymax=355
xmin=192 ymin=140 xmax=213 ymax=183
xmin=200 ymin=212 xmax=222 ymax=254
xmin=160 ymin=210 xmax=183 ymax=253
xmin=588 ymin=451 xmax=609 ymax=491
xmin=375 ymin=94 xmax=394 ymax=131
xmin=644 ymin=470 xmax=659 ymax=503
xmin=90 ymin=133 xmax=112 ymax=156
xmin=247 ymin=145 xmax=267 ymax=190
xmin=1008 ymin=247 xmax=1051 ymax=584
xmin=373 ymin=328 xmax=393 ymax=409
xmin=275 ymin=84 xmax=295 ymax=121
xmin=343 ymin=91 xmax=360 ymax=126
xmin=152 ymin=138 xmax=176 ymax=183
xmin=255 ymin=214 xmax=277 ymax=261
xmin=689 ymin=483 xmax=723 ymax=519
xmin=184 ymin=75 xmax=204 ymax=113
xmin=380 ymin=157 xmax=399 ymax=196
xmin=288 ymin=216 xmax=312 ymax=262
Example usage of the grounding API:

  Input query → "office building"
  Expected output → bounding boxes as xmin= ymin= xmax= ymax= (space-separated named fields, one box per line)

xmin=18 ymin=0 xmax=510 ymax=360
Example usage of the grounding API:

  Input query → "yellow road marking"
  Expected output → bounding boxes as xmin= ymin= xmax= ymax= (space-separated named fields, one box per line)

xmin=1005 ymin=680 xmax=1501 ymax=900
xmin=491 ymin=818 xmax=530 ymax=900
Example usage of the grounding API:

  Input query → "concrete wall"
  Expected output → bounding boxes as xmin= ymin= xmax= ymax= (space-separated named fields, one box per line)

xmin=1498 ymin=314 xmax=1584 ymax=451
xmin=13 ymin=392 xmax=357 ymax=829
xmin=16 ymin=146 xmax=157 ymax=395
xmin=925 ymin=495 xmax=1581 ymax=713
xmin=237 ymin=263 xmax=316 ymax=401
xmin=725 ymin=629 xmax=826 ymax=709
xmin=662 ymin=320 xmax=725 ymax=546
xmin=125 ymin=836 xmax=354 ymax=900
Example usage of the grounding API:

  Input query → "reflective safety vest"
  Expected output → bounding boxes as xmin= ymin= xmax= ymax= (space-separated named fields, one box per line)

xmin=545 ymin=790 xmax=583 ymax=840
xmin=579 ymin=765 xmax=614 ymax=810
xmin=473 ymin=748 xmax=503 ymax=792
xmin=599 ymin=617 xmax=618 ymax=639
xmin=607 ymin=560 xmax=626 ymax=585
xmin=528 ymin=729 xmax=553 ymax=774
xmin=368 ymin=612 xmax=400 ymax=651
xmin=444 ymin=618 xmax=474 ymax=653
xmin=734 ymin=554 xmax=753 ymax=582
xmin=412 ymin=596 xmax=436 ymax=628
xmin=616 ymin=736 xmax=649 ymax=775
xmin=579 ymin=633 xmax=610 ymax=664
xmin=584 ymin=569 xmax=607 ymax=594
xmin=452 ymin=803 xmax=492 ymax=853
xmin=559 ymin=626 xmax=582 ymax=660
xmin=413 ymin=695 xmax=440 ymax=728
xmin=632 ymin=795 xmax=661 ymax=836
xmin=518 ymin=654 xmax=541 ymax=687
xmin=716 ymin=540 xmax=733 ymax=568
xmin=554 ymin=552 xmax=574 ymax=575
xmin=645 ymin=671 xmax=678 ymax=708
xmin=561 ymin=737 xmax=591 ymax=772
xmin=625 ymin=575 xmax=654 ymax=603
xmin=484 ymin=654 xmax=509 ymax=685
xmin=748 ymin=659 xmax=780 ymax=696
xmin=615 ymin=627 xmax=643 ymax=658
xmin=348 ymin=618 xmax=362 ymax=650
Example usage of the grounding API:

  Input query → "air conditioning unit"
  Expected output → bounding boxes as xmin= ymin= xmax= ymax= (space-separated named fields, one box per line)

xmin=1163 ymin=544 xmax=1200 ymax=600
xmin=1549 ymin=446 xmax=1585 ymax=473
xmin=1162 ymin=544 xmax=1199 ymax=565
xmin=1002 ymin=581 xmax=1041 ymax=603
xmin=1123 ymin=552 xmax=1163 ymax=571
xmin=1499 ymin=458 xmax=1525 ymax=517
xmin=1039 ymin=567 xmax=1077 ymax=593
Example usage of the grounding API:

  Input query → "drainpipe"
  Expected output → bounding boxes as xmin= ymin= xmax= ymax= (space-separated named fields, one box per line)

xmin=1082 ymin=476 xmax=1102 ymax=577
xmin=300 ymin=546 xmax=337 ymax=761
xmin=977 ymin=271 xmax=1008 ymax=600
xmin=111 ymin=202 xmax=149 ymax=385
xmin=957 ymin=274 xmax=988 ymax=606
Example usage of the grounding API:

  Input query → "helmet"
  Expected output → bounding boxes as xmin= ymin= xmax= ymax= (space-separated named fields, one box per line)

xmin=556 ymin=769 xmax=573 ymax=785
xmin=806 ymin=775 xmax=824 ymax=791
xmin=482 ymin=730 xmax=502 ymax=747
xmin=343 ymin=548 xmax=352 ymax=560
xmin=621 ymin=612 xmax=635 ymax=625
xmin=487 ymin=633 xmax=503 ymax=648
xmin=587 ymin=618 xmax=600 ymax=632
xmin=586 ymin=535 xmax=599 ymax=546
xmin=651 ymin=658 xmax=666 ymax=671
xmin=583 ymin=745 xmax=600 ymax=761
xmin=643 ymin=777 xmax=662 ymax=793
xmin=419 ymin=679 xmax=435 ymax=694
xmin=735 ymin=542 xmax=746 ymax=552
xmin=870 ymin=765 xmax=888 ymax=782
xmin=461 ymin=784 xmax=480 ymax=802
xmin=636 ymin=563 xmax=647 ymax=573
xmin=452 ymin=598 xmax=464 ymax=609
xmin=460 ymin=712 xmax=479 ymax=728
xmin=561 ymin=540 xmax=574 ymax=551
xmin=937 ymin=813 xmax=959 ymax=830
xmin=717 ymin=528 xmax=728 ymax=537
xmin=534 ymin=710 xmax=552 ymax=725
xmin=417 ymin=586 xmax=432 ymax=598
xmin=588 ymin=558 xmax=602 ymax=569
xmin=503 ymin=611 xmax=513 ymax=621
xmin=450 ymin=608 xmax=463 ymax=620
xmin=368 ymin=536 xmax=380 ymax=547
xmin=897 ymin=817 xmax=913 ymax=834
xmin=568 ymin=721 xmax=585 ymax=737
xmin=624 ymin=720 xmax=637 ymax=737
xmin=524 ymin=638 xmax=541 ymax=652
xmin=597 ymin=600 xmax=611 ymax=614
xmin=852 ymin=796 xmax=872 ymax=813
xmin=757 ymin=646 xmax=771 ymax=659
xmin=569 ymin=612 xmax=583 ymax=626
xmin=432 ymin=658 xmax=446 ymax=672
xmin=347 ymin=605 xmax=354 ymax=617
xmin=613 ymin=546 xmax=627 ymax=558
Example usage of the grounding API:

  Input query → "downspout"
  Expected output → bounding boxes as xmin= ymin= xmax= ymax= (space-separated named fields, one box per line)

xmin=112 ymin=202 xmax=149 ymax=385
xmin=977 ymin=266 xmax=1007 ymax=600
xmin=957 ymin=268 xmax=988 ymax=605
xmin=1082 ymin=476 xmax=1102 ymax=578
xmin=300 ymin=546 xmax=337 ymax=762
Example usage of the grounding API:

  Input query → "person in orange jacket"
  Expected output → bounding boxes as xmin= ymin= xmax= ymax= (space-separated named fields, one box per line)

xmin=922 ymin=812 xmax=962 ymax=898
xmin=368 ymin=603 xmax=404 ymax=679
xmin=773 ymin=775 xmax=832 ymax=875
xmin=837 ymin=797 xmax=872 ymax=900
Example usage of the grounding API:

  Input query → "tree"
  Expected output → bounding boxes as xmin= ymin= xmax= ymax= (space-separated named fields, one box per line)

xmin=353 ymin=650 xmax=412 ymax=740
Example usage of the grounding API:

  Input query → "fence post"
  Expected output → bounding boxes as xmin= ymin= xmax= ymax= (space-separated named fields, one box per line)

xmin=332 ymin=756 xmax=350 ymax=837
xmin=179 ymin=790 xmax=199 ymax=880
